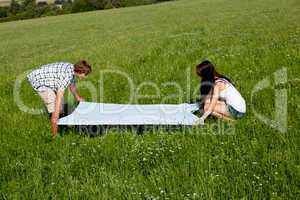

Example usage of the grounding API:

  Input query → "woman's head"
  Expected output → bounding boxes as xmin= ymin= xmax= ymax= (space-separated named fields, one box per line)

xmin=196 ymin=60 xmax=216 ymax=98
xmin=196 ymin=60 xmax=232 ymax=99
xmin=196 ymin=60 xmax=215 ymax=79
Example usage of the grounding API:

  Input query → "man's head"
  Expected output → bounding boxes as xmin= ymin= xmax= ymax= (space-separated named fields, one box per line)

xmin=74 ymin=60 xmax=92 ymax=80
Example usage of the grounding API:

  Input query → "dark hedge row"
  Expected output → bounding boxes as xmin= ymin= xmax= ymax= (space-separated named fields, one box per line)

xmin=0 ymin=0 xmax=173 ymax=23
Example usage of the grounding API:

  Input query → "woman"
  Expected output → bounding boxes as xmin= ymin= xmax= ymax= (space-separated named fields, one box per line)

xmin=194 ymin=60 xmax=246 ymax=125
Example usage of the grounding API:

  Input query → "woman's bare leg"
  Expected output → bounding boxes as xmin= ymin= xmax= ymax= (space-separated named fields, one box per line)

xmin=211 ymin=111 xmax=233 ymax=121
xmin=204 ymin=100 xmax=233 ymax=121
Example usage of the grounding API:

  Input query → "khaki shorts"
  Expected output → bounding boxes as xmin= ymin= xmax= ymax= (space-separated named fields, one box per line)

xmin=38 ymin=88 xmax=64 ymax=113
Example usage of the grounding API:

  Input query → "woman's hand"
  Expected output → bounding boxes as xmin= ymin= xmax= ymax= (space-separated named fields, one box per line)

xmin=193 ymin=117 xmax=205 ymax=127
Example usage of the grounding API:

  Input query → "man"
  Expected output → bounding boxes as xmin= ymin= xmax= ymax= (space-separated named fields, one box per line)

xmin=27 ymin=60 xmax=92 ymax=137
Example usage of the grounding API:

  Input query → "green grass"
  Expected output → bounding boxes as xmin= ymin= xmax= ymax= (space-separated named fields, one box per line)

xmin=0 ymin=0 xmax=300 ymax=199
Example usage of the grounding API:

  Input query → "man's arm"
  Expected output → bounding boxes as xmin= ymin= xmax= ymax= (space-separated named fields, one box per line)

xmin=51 ymin=89 xmax=64 ymax=137
xmin=69 ymin=83 xmax=84 ymax=102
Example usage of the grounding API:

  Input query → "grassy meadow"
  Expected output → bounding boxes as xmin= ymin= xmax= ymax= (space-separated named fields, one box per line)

xmin=0 ymin=0 xmax=300 ymax=199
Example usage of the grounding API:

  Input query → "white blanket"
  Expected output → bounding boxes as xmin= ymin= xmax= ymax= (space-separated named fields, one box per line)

xmin=58 ymin=102 xmax=200 ymax=126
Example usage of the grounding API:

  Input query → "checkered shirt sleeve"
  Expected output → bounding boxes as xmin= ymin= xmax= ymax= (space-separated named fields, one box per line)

xmin=27 ymin=62 xmax=75 ymax=91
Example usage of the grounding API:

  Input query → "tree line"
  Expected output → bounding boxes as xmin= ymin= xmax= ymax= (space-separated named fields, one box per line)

xmin=0 ymin=0 xmax=172 ymax=23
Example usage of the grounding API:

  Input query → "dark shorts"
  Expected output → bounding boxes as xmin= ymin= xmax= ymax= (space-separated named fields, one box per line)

xmin=227 ymin=105 xmax=245 ymax=119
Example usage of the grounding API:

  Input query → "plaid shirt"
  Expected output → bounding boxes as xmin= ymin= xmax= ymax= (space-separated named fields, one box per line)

xmin=27 ymin=62 xmax=75 ymax=92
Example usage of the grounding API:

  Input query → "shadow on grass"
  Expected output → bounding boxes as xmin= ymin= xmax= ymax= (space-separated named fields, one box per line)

xmin=58 ymin=124 xmax=196 ymax=138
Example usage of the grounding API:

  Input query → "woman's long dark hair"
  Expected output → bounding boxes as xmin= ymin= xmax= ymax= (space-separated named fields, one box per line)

xmin=196 ymin=60 xmax=232 ymax=99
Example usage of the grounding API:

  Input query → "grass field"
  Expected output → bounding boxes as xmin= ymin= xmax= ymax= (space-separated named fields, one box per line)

xmin=0 ymin=0 xmax=300 ymax=199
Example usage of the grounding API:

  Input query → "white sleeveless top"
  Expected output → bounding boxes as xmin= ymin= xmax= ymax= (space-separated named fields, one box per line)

xmin=215 ymin=78 xmax=246 ymax=113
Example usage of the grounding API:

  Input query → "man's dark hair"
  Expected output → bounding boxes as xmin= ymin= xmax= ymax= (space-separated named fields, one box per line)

xmin=74 ymin=60 xmax=92 ymax=75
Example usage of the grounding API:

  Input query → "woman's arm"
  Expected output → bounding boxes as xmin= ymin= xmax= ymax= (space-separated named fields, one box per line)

xmin=200 ymin=84 xmax=220 ymax=120
xmin=194 ymin=84 xmax=221 ymax=126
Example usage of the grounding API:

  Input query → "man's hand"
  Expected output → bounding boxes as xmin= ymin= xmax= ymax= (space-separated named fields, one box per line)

xmin=76 ymin=95 xmax=84 ymax=102
xmin=69 ymin=83 xmax=84 ymax=102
